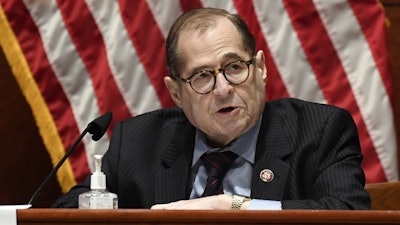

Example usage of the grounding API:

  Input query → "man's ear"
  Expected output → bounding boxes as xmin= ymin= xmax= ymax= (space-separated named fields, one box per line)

xmin=256 ymin=50 xmax=267 ymax=83
xmin=164 ymin=76 xmax=182 ymax=107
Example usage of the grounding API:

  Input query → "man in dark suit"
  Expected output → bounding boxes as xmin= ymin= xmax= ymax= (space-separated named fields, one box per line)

xmin=53 ymin=8 xmax=370 ymax=210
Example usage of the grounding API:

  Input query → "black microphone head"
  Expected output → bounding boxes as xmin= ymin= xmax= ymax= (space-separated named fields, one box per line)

xmin=88 ymin=111 xmax=112 ymax=141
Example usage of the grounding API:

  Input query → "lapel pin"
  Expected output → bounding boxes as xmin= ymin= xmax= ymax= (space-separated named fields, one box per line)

xmin=259 ymin=168 xmax=274 ymax=182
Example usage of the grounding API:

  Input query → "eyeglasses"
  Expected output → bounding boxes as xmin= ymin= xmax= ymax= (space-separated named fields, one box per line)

xmin=177 ymin=59 xmax=253 ymax=94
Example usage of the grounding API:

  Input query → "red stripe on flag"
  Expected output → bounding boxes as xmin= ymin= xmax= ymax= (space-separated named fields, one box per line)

xmin=180 ymin=0 xmax=202 ymax=12
xmin=118 ymin=0 xmax=174 ymax=108
xmin=2 ymin=0 xmax=90 ymax=182
xmin=56 ymin=0 xmax=132 ymax=130
xmin=348 ymin=0 xmax=394 ymax=107
xmin=283 ymin=0 xmax=386 ymax=182
xmin=233 ymin=0 xmax=289 ymax=100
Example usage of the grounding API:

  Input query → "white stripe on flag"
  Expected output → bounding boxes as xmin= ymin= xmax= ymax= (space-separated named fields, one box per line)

xmin=146 ymin=0 xmax=182 ymax=39
xmin=23 ymin=0 xmax=108 ymax=170
xmin=86 ymin=0 xmax=162 ymax=116
xmin=253 ymin=0 xmax=326 ymax=103
xmin=314 ymin=0 xmax=398 ymax=180
xmin=201 ymin=0 xmax=237 ymax=12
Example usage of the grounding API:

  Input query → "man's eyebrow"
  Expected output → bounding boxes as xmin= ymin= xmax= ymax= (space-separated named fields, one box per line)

xmin=221 ymin=52 xmax=245 ymax=61
xmin=189 ymin=65 xmax=210 ymax=76
xmin=187 ymin=53 xmax=245 ymax=76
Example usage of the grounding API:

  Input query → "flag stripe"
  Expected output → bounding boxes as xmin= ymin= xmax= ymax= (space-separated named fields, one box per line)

xmin=180 ymin=0 xmax=202 ymax=12
xmin=21 ymin=0 xmax=102 ymax=179
xmin=146 ymin=0 xmax=182 ymax=39
xmin=348 ymin=1 xmax=397 ymax=180
xmin=202 ymin=0 xmax=236 ymax=11
xmin=283 ymin=0 xmax=344 ymax=103
xmin=118 ymin=0 xmax=174 ymax=108
xmin=234 ymin=0 xmax=290 ymax=100
xmin=51 ymin=0 xmax=121 ymax=172
xmin=349 ymin=0 xmax=394 ymax=107
xmin=285 ymin=0 xmax=386 ymax=182
xmin=253 ymin=0 xmax=325 ymax=102
xmin=314 ymin=0 xmax=397 ymax=181
xmin=56 ymin=0 xmax=132 ymax=128
xmin=86 ymin=0 xmax=162 ymax=116
xmin=20 ymin=0 xmax=92 ymax=181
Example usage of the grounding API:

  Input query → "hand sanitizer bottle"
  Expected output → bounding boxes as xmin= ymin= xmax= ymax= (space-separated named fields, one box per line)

xmin=78 ymin=155 xmax=118 ymax=209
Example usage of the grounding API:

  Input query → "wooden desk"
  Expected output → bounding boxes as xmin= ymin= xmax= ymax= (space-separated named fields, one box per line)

xmin=366 ymin=181 xmax=400 ymax=210
xmin=17 ymin=209 xmax=400 ymax=225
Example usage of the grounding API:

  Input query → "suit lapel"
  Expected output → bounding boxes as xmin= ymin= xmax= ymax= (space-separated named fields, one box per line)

xmin=155 ymin=120 xmax=195 ymax=204
xmin=154 ymin=103 xmax=294 ymax=202
xmin=251 ymin=103 xmax=292 ymax=200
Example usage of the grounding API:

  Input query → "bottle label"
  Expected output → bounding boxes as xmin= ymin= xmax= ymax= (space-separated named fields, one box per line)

xmin=90 ymin=197 xmax=114 ymax=209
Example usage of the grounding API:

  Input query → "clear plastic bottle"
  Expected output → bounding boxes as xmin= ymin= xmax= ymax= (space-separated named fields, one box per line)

xmin=78 ymin=155 xmax=118 ymax=209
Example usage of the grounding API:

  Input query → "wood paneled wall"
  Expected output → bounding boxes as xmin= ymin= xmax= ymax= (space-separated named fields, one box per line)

xmin=0 ymin=1 xmax=399 ymax=207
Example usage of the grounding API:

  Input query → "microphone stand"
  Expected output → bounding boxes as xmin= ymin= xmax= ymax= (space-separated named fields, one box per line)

xmin=27 ymin=111 xmax=112 ymax=207
xmin=28 ymin=125 xmax=92 ymax=206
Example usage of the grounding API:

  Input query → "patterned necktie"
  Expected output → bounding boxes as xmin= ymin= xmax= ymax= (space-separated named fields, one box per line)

xmin=201 ymin=151 xmax=238 ymax=197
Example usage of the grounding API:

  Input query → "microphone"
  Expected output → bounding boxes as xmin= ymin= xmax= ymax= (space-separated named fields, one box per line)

xmin=27 ymin=111 xmax=113 ymax=207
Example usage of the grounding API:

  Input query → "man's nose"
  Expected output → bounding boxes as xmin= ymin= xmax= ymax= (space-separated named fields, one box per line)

xmin=213 ymin=73 xmax=233 ymax=96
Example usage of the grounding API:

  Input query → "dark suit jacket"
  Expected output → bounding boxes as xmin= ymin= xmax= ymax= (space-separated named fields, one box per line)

xmin=52 ymin=98 xmax=370 ymax=209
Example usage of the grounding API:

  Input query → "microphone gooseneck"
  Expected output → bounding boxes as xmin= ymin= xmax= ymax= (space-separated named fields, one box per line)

xmin=28 ymin=111 xmax=113 ymax=206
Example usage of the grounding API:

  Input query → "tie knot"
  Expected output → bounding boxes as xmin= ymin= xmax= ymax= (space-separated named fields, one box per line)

xmin=201 ymin=151 xmax=238 ymax=179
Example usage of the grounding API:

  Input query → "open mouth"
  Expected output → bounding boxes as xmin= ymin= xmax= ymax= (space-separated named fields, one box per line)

xmin=218 ymin=107 xmax=236 ymax=113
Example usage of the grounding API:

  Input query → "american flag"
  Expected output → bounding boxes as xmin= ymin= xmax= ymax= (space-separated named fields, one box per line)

xmin=0 ymin=0 xmax=396 ymax=193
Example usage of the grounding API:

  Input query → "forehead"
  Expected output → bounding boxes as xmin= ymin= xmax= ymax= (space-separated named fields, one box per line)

xmin=177 ymin=17 xmax=248 ymax=72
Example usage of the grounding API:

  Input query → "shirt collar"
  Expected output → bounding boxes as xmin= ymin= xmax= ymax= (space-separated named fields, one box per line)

xmin=192 ymin=117 xmax=262 ymax=166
